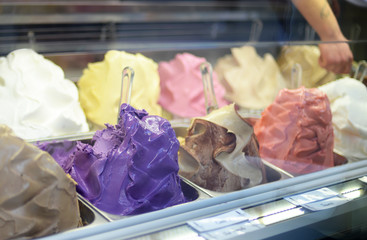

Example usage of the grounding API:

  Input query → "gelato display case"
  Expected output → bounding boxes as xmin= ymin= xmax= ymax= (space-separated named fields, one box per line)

xmin=1 ymin=1 xmax=367 ymax=239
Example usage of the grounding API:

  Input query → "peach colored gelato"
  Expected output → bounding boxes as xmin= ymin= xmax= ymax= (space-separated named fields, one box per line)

xmin=254 ymin=87 xmax=334 ymax=175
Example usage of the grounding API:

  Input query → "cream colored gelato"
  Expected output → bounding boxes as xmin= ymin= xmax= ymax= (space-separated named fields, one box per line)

xmin=0 ymin=124 xmax=80 ymax=239
xmin=214 ymin=46 xmax=286 ymax=110
xmin=0 ymin=49 xmax=89 ymax=140
xmin=277 ymin=45 xmax=336 ymax=88
xmin=78 ymin=50 xmax=162 ymax=126
xmin=319 ymin=77 xmax=367 ymax=161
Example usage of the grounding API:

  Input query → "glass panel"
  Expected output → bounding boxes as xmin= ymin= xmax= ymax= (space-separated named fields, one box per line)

xmin=0 ymin=1 xmax=366 ymax=239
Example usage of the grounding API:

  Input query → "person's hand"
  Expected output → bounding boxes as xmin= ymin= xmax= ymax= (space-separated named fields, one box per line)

xmin=290 ymin=0 xmax=354 ymax=74
xmin=318 ymin=40 xmax=353 ymax=74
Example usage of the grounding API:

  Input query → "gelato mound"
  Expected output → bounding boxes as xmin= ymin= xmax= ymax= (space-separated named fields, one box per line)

xmin=0 ymin=49 xmax=89 ymax=140
xmin=254 ymin=87 xmax=334 ymax=175
xmin=37 ymin=140 xmax=77 ymax=173
xmin=319 ymin=77 xmax=367 ymax=161
xmin=214 ymin=46 xmax=286 ymax=110
xmin=277 ymin=45 xmax=336 ymax=88
xmin=179 ymin=104 xmax=266 ymax=192
xmin=0 ymin=125 xmax=80 ymax=239
xmin=158 ymin=53 xmax=228 ymax=118
xmin=78 ymin=50 xmax=162 ymax=127
xmin=41 ymin=104 xmax=186 ymax=215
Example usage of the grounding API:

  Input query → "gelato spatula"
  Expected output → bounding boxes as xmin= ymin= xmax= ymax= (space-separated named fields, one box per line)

xmin=354 ymin=60 xmax=367 ymax=82
xmin=118 ymin=66 xmax=134 ymax=122
xmin=200 ymin=62 xmax=218 ymax=114
xmin=291 ymin=63 xmax=303 ymax=89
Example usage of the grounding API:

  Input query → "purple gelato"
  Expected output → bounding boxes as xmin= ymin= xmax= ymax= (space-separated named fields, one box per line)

xmin=39 ymin=104 xmax=185 ymax=215
xmin=37 ymin=140 xmax=77 ymax=173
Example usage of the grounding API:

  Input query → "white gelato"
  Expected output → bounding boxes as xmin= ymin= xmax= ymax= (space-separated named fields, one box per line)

xmin=0 ymin=49 xmax=89 ymax=140
xmin=319 ymin=77 xmax=367 ymax=161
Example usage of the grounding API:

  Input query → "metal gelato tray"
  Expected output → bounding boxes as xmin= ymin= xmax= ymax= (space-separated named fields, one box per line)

xmin=28 ymin=131 xmax=97 ymax=143
xmin=77 ymin=177 xmax=212 ymax=222
xmin=30 ymin=138 xmax=213 ymax=222
xmin=177 ymin=161 xmax=293 ymax=198
xmin=78 ymin=197 xmax=110 ymax=226
xmin=29 ymin=122 xmax=293 ymax=225
xmin=76 ymin=167 xmax=292 ymax=223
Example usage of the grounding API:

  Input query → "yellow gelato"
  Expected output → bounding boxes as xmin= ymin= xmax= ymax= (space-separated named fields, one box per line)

xmin=78 ymin=50 xmax=162 ymax=126
xmin=277 ymin=45 xmax=336 ymax=88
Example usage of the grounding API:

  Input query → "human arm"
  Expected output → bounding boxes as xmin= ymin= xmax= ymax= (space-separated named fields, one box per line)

xmin=291 ymin=0 xmax=353 ymax=74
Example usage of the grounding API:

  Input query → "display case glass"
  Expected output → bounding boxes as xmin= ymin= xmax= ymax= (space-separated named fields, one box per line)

xmin=0 ymin=1 xmax=367 ymax=239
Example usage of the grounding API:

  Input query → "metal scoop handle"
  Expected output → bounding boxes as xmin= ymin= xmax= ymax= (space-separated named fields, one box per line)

xmin=200 ymin=62 xmax=218 ymax=114
xmin=117 ymin=66 xmax=134 ymax=122
xmin=249 ymin=19 xmax=263 ymax=42
xmin=354 ymin=60 xmax=367 ymax=82
xmin=291 ymin=63 xmax=302 ymax=89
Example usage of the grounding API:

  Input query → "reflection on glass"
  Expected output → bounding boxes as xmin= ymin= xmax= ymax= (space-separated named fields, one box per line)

xmin=342 ymin=189 xmax=363 ymax=200
xmin=341 ymin=187 xmax=364 ymax=200
xmin=259 ymin=207 xmax=305 ymax=225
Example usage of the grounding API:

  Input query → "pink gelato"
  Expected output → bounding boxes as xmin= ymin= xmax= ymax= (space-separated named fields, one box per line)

xmin=254 ymin=87 xmax=334 ymax=175
xmin=158 ymin=53 xmax=228 ymax=118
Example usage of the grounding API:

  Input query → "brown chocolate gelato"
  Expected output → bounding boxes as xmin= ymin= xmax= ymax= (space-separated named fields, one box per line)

xmin=0 ymin=125 xmax=80 ymax=239
xmin=179 ymin=104 xmax=266 ymax=192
